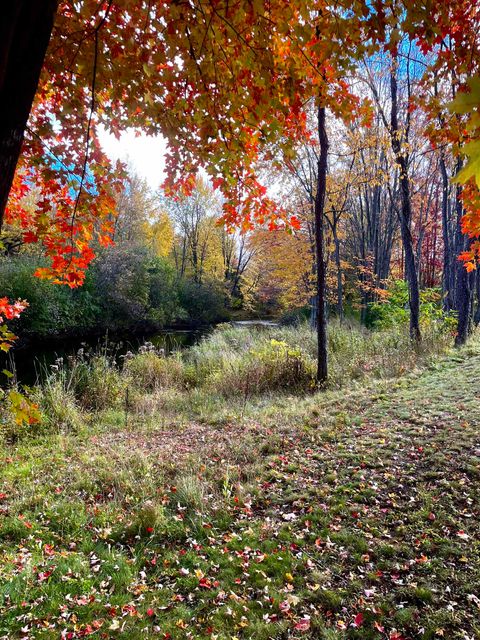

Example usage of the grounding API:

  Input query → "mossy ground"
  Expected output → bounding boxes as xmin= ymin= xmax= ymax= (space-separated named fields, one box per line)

xmin=1 ymin=336 xmax=479 ymax=639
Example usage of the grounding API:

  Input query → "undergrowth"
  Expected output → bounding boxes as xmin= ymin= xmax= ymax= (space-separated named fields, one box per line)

xmin=0 ymin=325 xmax=478 ymax=639
xmin=1 ymin=320 xmax=457 ymax=440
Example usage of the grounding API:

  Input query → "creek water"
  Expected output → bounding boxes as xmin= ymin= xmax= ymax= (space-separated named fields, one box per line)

xmin=3 ymin=328 xmax=208 ymax=387
xmin=3 ymin=320 xmax=278 ymax=387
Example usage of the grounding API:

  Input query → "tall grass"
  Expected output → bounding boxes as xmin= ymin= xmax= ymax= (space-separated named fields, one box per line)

xmin=124 ymin=344 xmax=184 ymax=390
xmin=1 ymin=319 xmax=457 ymax=439
xmin=184 ymin=319 xmax=452 ymax=391
xmin=66 ymin=320 xmax=455 ymax=397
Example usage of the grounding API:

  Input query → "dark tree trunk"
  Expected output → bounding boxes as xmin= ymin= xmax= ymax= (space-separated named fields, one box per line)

xmin=310 ymin=295 xmax=318 ymax=329
xmin=0 ymin=0 xmax=58 ymax=227
xmin=307 ymin=203 xmax=318 ymax=329
xmin=474 ymin=269 xmax=480 ymax=327
xmin=389 ymin=58 xmax=421 ymax=341
xmin=454 ymin=188 xmax=474 ymax=346
xmin=439 ymin=153 xmax=454 ymax=311
xmin=398 ymin=185 xmax=421 ymax=341
xmin=455 ymin=243 xmax=474 ymax=346
xmin=334 ymin=229 xmax=343 ymax=321
xmin=315 ymin=106 xmax=329 ymax=384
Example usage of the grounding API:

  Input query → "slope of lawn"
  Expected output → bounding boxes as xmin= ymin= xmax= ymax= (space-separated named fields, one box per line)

xmin=0 ymin=330 xmax=479 ymax=640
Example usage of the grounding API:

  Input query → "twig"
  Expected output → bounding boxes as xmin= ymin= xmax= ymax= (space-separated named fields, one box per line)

xmin=66 ymin=0 xmax=114 ymax=270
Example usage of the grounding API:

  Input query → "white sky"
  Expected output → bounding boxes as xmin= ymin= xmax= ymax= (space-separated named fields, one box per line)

xmin=98 ymin=127 xmax=168 ymax=190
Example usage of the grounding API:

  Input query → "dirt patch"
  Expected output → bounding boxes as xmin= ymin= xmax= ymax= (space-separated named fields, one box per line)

xmin=90 ymin=421 xmax=264 ymax=465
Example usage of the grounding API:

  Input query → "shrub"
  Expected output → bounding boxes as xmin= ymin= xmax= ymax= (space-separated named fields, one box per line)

xmin=0 ymin=251 xmax=190 ymax=339
xmin=72 ymin=355 xmax=124 ymax=411
xmin=250 ymin=339 xmax=316 ymax=392
xmin=367 ymin=280 xmax=410 ymax=328
xmin=178 ymin=279 xmax=230 ymax=326
xmin=36 ymin=379 xmax=82 ymax=434
xmin=147 ymin=257 xmax=185 ymax=326
xmin=47 ymin=351 xmax=124 ymax=411
xmin=0 ymin=385 xmax=43 ymax=442
xmin=367 ymin=280 xmax=456 ymax=334
xmin=185 ymin=325 xmax=247 ymax=385
xmin=7 ymin=316 xmax=455 ymax=431
xmin=209 ymin=338 xmax=316 ymax=397
xmin=279 ymin=306 xmax=311 ymax=327
xmin=187 ymin=320 xmax=452 ymax=394
xmin=0 ymin=255 xmax=99 ymax=336
xmin=94 ymin=245 xmax=152 ymax=329
xmin=125 ymin=348 xmax=184 ymax=390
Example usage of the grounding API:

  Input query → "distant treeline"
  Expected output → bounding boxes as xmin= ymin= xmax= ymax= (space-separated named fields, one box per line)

xmin=0 ymin=250 xmax=230 ymax=340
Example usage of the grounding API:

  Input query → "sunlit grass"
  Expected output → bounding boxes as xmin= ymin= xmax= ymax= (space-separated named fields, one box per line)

xmin=0 ymin=327 xmax=479 ymax=638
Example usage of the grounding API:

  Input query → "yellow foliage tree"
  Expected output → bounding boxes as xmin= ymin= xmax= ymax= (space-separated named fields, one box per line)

xmin=248 ymin=227 xmax=313 ymax=311
xmin=143 ymin=212 xmax=174 ymax=258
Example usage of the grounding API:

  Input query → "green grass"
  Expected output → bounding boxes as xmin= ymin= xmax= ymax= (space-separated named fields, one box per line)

xmin=0 ymin=325 xmax=479 ymax=639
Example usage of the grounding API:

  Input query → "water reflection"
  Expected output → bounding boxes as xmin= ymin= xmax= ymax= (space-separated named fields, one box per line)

xmin=4 ymin=328 xmax=208 ymax=387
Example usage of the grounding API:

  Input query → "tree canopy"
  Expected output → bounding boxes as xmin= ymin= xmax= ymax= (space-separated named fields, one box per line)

xmin=1 ymin=0 xmax=480 ymax=381
xmin=3 ymin=1 xmax=475 ymax=279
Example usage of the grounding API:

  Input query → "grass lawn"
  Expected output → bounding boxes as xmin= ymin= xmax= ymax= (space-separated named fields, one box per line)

xmin=1 ymin=333 xmax=479 ymax=639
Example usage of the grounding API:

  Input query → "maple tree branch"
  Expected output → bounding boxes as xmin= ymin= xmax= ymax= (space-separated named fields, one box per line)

xmin=25 ymin=125 xmax=84 ymax=188
xmin=206 ymin=2 xmax=261 ymax=60
xmin=143 ymin=0 xmax=153 ymax=32
xmin=197 ymin=7 xmax=215 ymax=58
xmin=64 ymin=0 xmax=114 ymax=79
xmin=65 ymin=0 xmax=114 ymax=273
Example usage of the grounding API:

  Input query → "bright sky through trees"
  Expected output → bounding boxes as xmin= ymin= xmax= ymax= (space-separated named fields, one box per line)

xmin=98 ymin=127 xmax=167 ymax=190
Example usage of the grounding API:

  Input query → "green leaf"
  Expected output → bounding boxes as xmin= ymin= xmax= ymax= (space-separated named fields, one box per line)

xmin=453 ymin=140 xmax=480 ymax=187
xmin=449 ymin=77 xmax=480 ymax=115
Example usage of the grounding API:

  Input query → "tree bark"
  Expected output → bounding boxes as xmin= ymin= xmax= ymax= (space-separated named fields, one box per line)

xmin=439 ymin=153 xmax=455 ymax=311
xmin=398 ymin=179 xmax=421 ymax=341
xmin=454 ymin=187 xmax=474 ymax=346
xmin=0 ymin=0 xmax=58 ymax=227
xmin=333 ymin=227 xmax=343 ymax=321
xmin=315 ymin=105 xmax=329 ymax=384
xmin=454 ymin=240 xmax=474 ymax=346
xmin=389 ymin=57 xmax=421 ymax=341
xmin=474 ymin=269 xmax=480 ymax=327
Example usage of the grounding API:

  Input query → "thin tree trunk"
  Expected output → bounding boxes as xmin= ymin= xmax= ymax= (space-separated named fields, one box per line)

xmin=389 ymin=57 xmax=421 ymax=341
xmin=333 ymin=225 xmax=343 ymax=321
xmin=315 ymin=105 xmax=328 ymax=383
xmin=309 ymin=213 xmax=318 ymax=330
xmin=398 ymin=193 xmax=421 ymax=341
xmin=454 ymin=187 xmax=474 ymax=346
xmin=455 ymin=250 xmax=474 ymax=345
xmin=0 ymin=0 xmax=58 ymax=226
xmin=309 ymin=296 xmax=317 ymax=329
xmin=439 ymin=153 xmax=454 ymax=311
xmin=474 ymin=269 xmax=480 ymax=326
